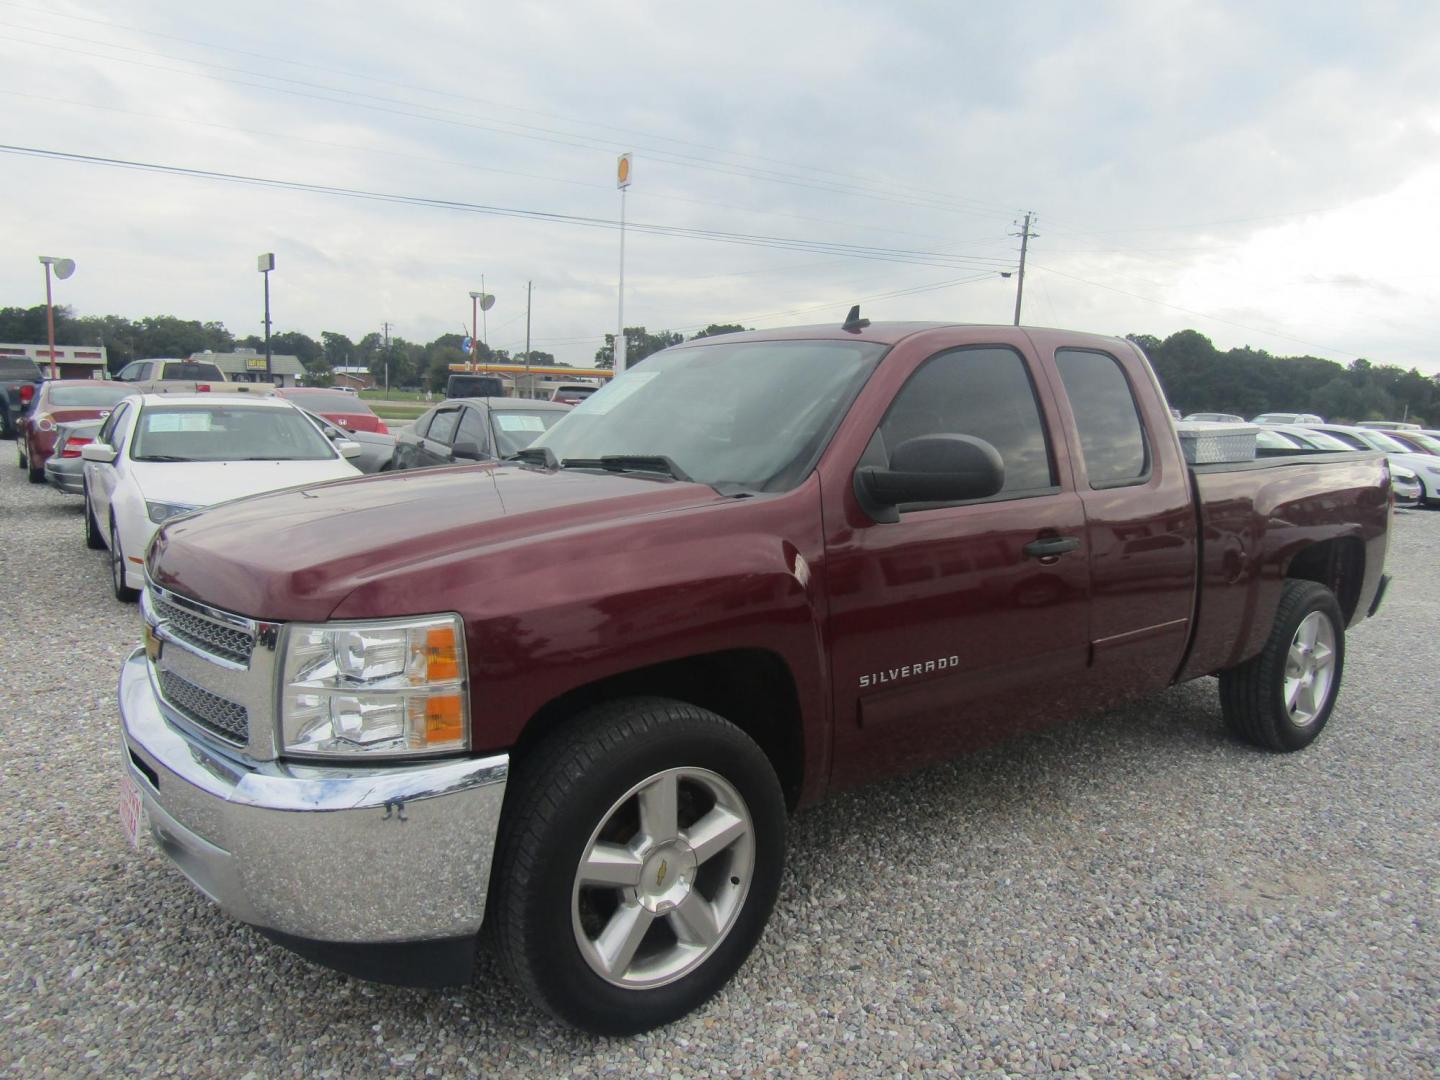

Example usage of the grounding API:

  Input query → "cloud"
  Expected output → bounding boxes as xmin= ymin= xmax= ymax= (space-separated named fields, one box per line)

xmin=2 ymin=0 xmax=1439 ymax=372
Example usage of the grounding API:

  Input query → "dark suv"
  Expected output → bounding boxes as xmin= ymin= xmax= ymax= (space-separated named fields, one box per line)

xmin=0 ymin=355 xmax=44 ymax=438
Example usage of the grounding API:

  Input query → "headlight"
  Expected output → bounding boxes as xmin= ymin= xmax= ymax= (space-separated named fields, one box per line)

xmin=280 ymin=614 xmax=469 ymax=758
xmin=147 ymin=501 xmax=199 ymax=524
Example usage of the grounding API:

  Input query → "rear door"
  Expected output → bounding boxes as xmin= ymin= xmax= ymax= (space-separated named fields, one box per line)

xmin=85 ymin=401 xmax=133 ymax=522
xmin=825 ymin=340 xmax=1093 ymax=786
xmin=1041 ymin=337 xmax=1197 ymax=696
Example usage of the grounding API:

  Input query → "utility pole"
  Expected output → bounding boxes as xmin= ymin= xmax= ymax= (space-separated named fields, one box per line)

xmin=381 ymin=320 xmax=393 ymax=396
xmin=525 ymin=280 xmax=533 ymax=397
xmin=1012 ymin=212 xmax=1037 ymax=326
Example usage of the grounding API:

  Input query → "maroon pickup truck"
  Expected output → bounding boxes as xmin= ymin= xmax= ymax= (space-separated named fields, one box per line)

xmin=118 ymin=322 xmax=1391 ymax=1034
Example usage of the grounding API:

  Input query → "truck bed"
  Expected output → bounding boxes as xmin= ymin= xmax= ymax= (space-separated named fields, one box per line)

xmin=1178 ymin=451 xmax=1390 ymax=681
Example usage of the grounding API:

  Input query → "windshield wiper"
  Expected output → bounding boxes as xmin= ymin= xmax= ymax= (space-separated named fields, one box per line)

xmin=133 ymin=454 xmax=191 ymax=462
xmin=507 ymin=446 xmax=558 ymax=468
xmin=561 ymin=455 xmax=693 ymax=482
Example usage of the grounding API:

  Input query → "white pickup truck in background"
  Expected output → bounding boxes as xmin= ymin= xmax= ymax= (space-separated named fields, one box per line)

xmin=112 ymin=358 xmax=275 ymax=395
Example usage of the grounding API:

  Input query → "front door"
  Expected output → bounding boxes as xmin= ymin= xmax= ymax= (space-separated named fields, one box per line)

xmin=825 ymin=344 xmax=1092 ymax=788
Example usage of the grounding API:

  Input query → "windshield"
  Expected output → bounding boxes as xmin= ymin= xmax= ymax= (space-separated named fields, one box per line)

xmin=47 ymin=385 xmax=131 ymax=407
xmin=1399 ymin=431 xmax=1440 ymax=454
xmin=1289 ymin=429 xmax=1351 ymax=451
xmin=531 ymin=339 xmax=885 ymax=491
xmin=131 ymin=404 xmax=338 ymax=462
xmin=286 ymin=390 xmax=376 ymax=414
xmin=1255 ymin=429 xmax=1302 ymax=450
xmin=1355 ymin=430 xmax=1410 ymax=453
xmin=491 ymin=409 xmax=567 ymax=456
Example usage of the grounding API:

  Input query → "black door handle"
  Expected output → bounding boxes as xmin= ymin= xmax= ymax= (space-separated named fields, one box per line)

xmin=1023 ymin=536 xmax=1081 ymax=559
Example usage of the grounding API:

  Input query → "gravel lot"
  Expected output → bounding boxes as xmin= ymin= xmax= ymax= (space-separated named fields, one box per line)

xmin=2 ymin=459 xmax=1436 ymax=1077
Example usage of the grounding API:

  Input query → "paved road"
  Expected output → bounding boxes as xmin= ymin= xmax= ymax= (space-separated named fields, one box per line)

xmin=1 ymin=459 xmax=1435 ymax=1077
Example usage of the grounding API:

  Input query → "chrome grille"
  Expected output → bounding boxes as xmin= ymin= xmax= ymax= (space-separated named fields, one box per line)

xmin=150 ymin=589 xmax=255 ymax=665
xmin=157 ymin=669 xmax=250 ymax=745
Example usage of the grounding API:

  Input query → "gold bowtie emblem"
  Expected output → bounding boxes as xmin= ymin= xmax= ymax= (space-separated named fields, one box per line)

xmin=656 ymin=859 xmax=669 ymax=888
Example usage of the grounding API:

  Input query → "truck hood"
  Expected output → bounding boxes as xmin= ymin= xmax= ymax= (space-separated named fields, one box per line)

xmin=148 ymin=464 xmax=728 ymax=620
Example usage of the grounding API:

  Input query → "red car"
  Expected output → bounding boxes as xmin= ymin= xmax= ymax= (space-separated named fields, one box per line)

xmin=17 ymin=379 xmax=132 ymax=483
xmin=275 ymin=388 xmax=388 ymax=434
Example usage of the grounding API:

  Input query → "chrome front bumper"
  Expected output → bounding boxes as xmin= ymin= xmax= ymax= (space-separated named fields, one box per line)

xmin=118 ymin=648 xmax=509 ymax=952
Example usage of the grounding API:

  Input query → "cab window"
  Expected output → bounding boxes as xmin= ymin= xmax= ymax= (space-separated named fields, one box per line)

xmin=1054 ymin=349 xmax=1149 ymax=488
xmin=454 ymin=407 xmax=491 ymax=455
xmin=426 ymin=408 xmax=462 ymax=446
xmin=878 ymin=346 xmax=1056 ymax=504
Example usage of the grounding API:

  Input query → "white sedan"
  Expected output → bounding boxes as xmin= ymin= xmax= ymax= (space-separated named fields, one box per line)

xmin=81 ymin=394 xmax=363 ymax=600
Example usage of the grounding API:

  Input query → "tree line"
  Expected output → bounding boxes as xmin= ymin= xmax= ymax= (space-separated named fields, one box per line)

xmin=2 ymin=304 xmax=1434 ymax=422
xmin=1132 ymin=330 xmax=1438 ymax=425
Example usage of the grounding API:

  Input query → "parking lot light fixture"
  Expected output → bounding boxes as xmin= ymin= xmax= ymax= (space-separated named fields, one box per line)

xmin=38 ymin=256 xmax=76 ymax=379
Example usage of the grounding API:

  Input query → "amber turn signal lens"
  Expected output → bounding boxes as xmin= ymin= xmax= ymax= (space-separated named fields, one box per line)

xmin=425 ymin=627 xmax=460 ymax=681
xmin=425 ymin=694 xmax=464 ymax=744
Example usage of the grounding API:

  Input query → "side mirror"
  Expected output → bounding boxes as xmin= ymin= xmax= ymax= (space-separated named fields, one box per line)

xmin=451 ymin=440 xmax=486 ymax=461
xmin=335 ymin=439 xmax=363 ymax=459
xmin=81 ymin=442 xmax=118 ymax=464
xmin=854 ymin=434 xmax=1005 ymax=523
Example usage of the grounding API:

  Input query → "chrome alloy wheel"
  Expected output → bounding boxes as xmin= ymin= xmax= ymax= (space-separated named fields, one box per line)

xmin=1284 ymin=610 xmax=1337 ymax=726
xmin=571 ymin=767 xmax=755 ymax=989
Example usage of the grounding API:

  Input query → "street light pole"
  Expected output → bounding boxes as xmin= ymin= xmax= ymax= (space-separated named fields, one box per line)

xmin=37 ymin=256 xmax=76 ymax=379
xmin=257 ymin=253 xmax=275 ymax=381
xmin=468 ymin=289 xmax=495 ymax=373
xmin=616 ymin=153 xmax=632 ymax=373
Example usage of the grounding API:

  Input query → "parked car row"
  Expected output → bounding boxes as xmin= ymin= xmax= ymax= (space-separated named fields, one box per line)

xmin=7 ymin=374 xmax=605 ymax=604
xmin=1248 ymin=419 xmax=1440 ymax=506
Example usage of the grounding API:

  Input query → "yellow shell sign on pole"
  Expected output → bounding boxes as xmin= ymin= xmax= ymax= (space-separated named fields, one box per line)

xmin=615 ymin=153 xmax=632 ymax=372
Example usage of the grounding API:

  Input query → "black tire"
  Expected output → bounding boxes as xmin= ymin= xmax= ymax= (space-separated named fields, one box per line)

xmin=109 ymin=518 xmax=139 ymax=601
xmin=83 ymin=482 xmax=105 ymax=550
xmin=26 ymin=441 xmax=44 ymax=484
xmin=1219 ymin=580 xmax=1345 ymax=752
xmin=0 ymin=406 xmax=12 ymax=440
xmin=490 ymin=698 xmax=786 ymax=1035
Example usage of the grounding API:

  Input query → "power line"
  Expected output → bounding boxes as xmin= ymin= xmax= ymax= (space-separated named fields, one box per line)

xmin=0 ymin=0 xmax=1021 ymax=216
xmin=3 ymin=23 xmax=1019 ymax=222
xmin=0 ymin=144 xmax=1018 ymax=271
xmin=0 ymin=88 xmax=1011 ymax=250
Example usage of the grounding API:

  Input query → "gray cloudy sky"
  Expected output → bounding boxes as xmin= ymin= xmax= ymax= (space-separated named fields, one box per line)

xmin=4 ymin=0 xmax=1439 ymax=372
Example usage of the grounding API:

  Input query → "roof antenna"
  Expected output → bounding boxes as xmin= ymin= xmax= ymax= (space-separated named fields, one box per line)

xmin=842 ymin=305 xmax=870 ymax=332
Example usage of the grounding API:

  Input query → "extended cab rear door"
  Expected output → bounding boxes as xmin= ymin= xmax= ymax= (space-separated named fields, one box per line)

xmin=821 ymin=330 xmax=1092 ymax=788
xmin=1030 ymin=331 xmax=1198 ymax=698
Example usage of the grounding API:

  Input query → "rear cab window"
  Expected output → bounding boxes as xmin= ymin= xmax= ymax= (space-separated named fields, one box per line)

xmin=1054 ymin=349 xmax=1150 ymax=488
xmin=158 ymin=362 xmax=225 ymax=381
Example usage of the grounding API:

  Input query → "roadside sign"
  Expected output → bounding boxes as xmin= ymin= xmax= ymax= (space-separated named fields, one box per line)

xmin=617 ymin=153 xmax=632 ymax=190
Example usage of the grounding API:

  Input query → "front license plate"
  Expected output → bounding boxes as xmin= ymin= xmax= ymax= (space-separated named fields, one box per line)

xmin=119 ymin=773 xmax=147 ymax=850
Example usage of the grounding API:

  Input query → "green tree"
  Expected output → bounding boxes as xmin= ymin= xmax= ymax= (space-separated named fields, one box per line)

xmin=690 ymin=323 xmax=750 ymax=339
xmin=595 ymin=327 xmax=683 ymax=368
xmin=321 ymin=331 xmax=355 ymax=368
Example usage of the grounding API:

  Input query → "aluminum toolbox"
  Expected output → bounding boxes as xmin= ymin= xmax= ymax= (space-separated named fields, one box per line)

xmin=1175 ymin=421 xmax=1258 ymax=465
